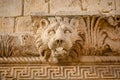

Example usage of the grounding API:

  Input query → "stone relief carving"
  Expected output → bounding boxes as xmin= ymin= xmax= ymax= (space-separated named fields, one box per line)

xmin=0 ymin=16 xmax=120 ymax=63
xmin=33 ymin=16 xmax=120 ymax=63
xmin=0 ymin=34 xmax=39 ymax=57
xmin=0 ymin=35 xmax=14 ymax=57
xmin=0 ymin=64 xmax=120 ymax=79
xmin=77 ymin=16 xmax=120 ymax=55
xmin=34 ymin=17 xmax=81 ymax=63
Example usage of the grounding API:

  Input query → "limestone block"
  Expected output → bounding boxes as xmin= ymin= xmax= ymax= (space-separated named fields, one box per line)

xmin=24 ymin=0 xmax=48 ymax=15
xmin=116 ymin=0 xmax=120 ymax=15
xmin=87 ymin=0 xmax=115 ymax=15
xmin=50 ymin=0 xmax=82 ymax=15
xmin=15 ymin=16 xmax=33 ymax=33
xmin=0 ymin=18 xmax=14 ymax=33
xmin=50 ymin=0 xmax=115 ymax=15
xmin=0 ymin=0 xmax=22 ymax=17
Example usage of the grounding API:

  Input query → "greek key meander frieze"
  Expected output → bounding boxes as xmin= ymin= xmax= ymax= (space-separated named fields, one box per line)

xmin=0 ymin=64 xmax=120 ymax=80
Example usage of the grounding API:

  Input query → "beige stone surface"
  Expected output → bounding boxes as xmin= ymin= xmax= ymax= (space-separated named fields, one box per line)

xmin=15 ymin=16 xmax=33 ymax=33
xmin=116 ymin=0 xmax=120 ymax=15
xmin=24 ymin=0 xmax=48 ymax=15
xmin=0 ymin=0 xmax=120 ymax=80
xmin=0 ymin=33 xmax=38 ymax=57
xmin=0 ymin=0 xmax=22 ymax=17
xmin=0 ymin=18 xmax=14 ymax=33
xmin=50 ymin=0 xmax=83 ymax=15
xmin=13 ymin=34 xmax=38 ymax=57
xmin=87 ymin=0 xmax=115 ymax=15
xmin=50 ymin=0 xmax=116 ymax=15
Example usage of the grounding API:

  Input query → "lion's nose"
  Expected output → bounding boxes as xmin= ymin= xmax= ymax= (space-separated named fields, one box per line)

xmin=56 ymin=39 xmax=64 ymax=44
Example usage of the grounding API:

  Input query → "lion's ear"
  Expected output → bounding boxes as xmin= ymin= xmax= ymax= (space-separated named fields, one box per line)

xmin=32 ymin=17 xmax=49 ymax=33
xmin=39 ymin=19 xmax=49 ymax=28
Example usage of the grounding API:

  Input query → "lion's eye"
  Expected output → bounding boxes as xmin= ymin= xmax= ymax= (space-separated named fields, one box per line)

xmin=64 ymin=30 xmax=71 ymax=33
xmin=48 ymin=30 xmax=55 ymax=35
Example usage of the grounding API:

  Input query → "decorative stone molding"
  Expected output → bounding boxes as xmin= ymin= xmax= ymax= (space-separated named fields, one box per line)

xmin=0 ymin=56 xmax=120 ymax=64
xmin=0 ymin=0 xmax=120 ymax=79
xmin=0 ymin=14 xmax=120 ymax=79
xmin=0 ymin=64 xmax=120 ymax=79
xmin=0 ymin=15 xmax=120 ymax=62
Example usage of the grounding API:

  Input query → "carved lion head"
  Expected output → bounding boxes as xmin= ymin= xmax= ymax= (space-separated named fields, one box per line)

xmin=34 ymin=17 xmax=81 ymax=63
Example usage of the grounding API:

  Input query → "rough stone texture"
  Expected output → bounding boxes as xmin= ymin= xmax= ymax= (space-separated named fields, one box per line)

xmin=116 ymin=0 xmax=120 ymax=15
xmin=0 ymin=0 xmax=22 ymax=17
xmin=50 ymin=0 xmax=82 ymax=15
xmin=13 ymin=34 xmax=39 ymax=57
xmin=0 ymin=0 xmax=120 ymax=80
xmin=0 ymin=33 xmax=38 ymax=57
xmin=50 ymin=0 xmax=116 ymax=15
xmin=0 ymin=18 xmax=14 ymax=33
xmin=87 ymin=0 xmax=115 ymax=15
xmin=24 ymin=0 xmax=48 ymax=15
xmin=15 ymin=16 xmax=33 ymax=33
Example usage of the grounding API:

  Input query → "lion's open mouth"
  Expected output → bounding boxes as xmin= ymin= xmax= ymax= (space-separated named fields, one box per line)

xmin=51 ymin=47 xmax=68 ymax=58
xmin=56 ymin=47 xmax=64 ymax=51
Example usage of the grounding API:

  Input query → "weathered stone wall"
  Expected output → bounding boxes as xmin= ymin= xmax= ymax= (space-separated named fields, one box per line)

xmin=0 ymin=0 xmax=119 ymax=33
xmin=0 ymin=0 xmax=119 ymax=54
xmin=0 ymin=0 xmax=120 ymax=80
xmin=0 ymin=0 xmax=119 ymax=58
